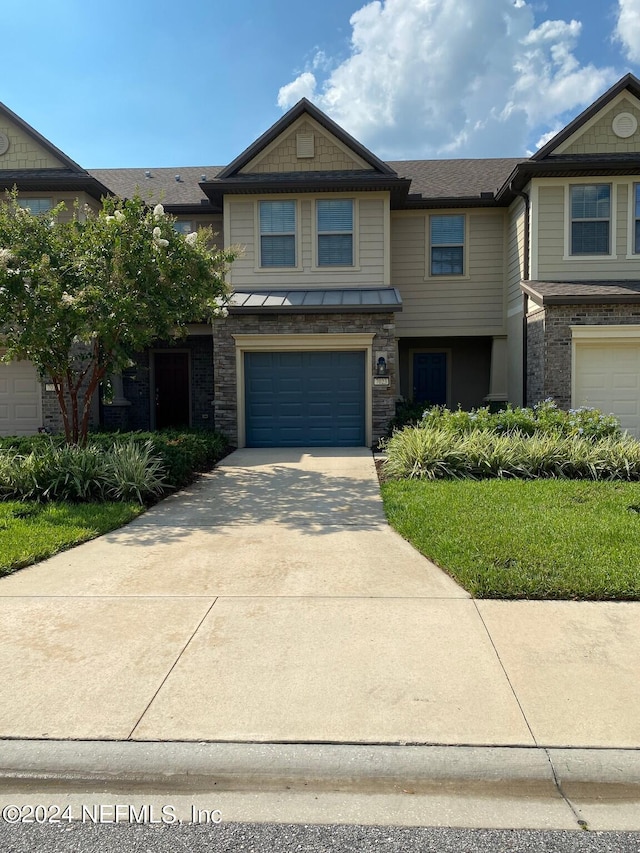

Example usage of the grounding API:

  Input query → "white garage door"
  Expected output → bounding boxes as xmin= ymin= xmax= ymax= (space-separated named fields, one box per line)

xmin=574 ymin=343 xmax=640 ymax=438
xmin=0 ymin=360 xmax=42 ymax=436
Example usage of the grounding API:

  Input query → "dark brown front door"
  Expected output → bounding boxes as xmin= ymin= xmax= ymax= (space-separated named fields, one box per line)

xmin=154 ymin=352 xmax=190 ymax=429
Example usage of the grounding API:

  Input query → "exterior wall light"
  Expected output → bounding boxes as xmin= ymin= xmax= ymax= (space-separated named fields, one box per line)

xmin=376 ymin=356 xmax=388 ymax=376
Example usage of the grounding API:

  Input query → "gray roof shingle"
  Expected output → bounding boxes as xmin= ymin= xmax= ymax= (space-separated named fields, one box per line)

xmin=89 ymin=166 xmax=223 ymax=206
xmin=387 ymin=157 xmax=524 ymax=199
xmin=523 ymin=280 xmax=640 ymax=305
xmin=88 ymin=158 xmax=525 ymax=207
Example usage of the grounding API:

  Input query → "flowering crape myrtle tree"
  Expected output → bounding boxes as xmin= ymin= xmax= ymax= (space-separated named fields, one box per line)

xmin=0 ymin=192 xmax=236 ymax=444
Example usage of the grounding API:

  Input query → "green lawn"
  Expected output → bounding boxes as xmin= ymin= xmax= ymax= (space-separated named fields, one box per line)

xmin=0 ymin=501 xmax=143 ymax=577
xmin=381 ymin=479 xmax=640 ymax=600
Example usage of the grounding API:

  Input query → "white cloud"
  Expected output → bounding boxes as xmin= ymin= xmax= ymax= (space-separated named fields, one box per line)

xmin=276 ymin=72 xmax=317 ymax=109
xmin=277 ymin=0 xmax=619 ymax=158
xmin=616 ymin=0 xmax=640 ymax=62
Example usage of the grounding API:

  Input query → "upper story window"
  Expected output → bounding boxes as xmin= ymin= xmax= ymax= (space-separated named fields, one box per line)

xmin=259 ymin=200 xmax=296 ymax=267
xmin=430 ymin=214 xmax=464 ymax=275
xmin=17 ymin=198 xmax=53 ymax=215
xmin=173 ymin=220 xmax=192 ymax=234
xmin=570 ymin=184 xmax=610 ymax=255
xmin=317 ymin=199 xmax=353 ymax=266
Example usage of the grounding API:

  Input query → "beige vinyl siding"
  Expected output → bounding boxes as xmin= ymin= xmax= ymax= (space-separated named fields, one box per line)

xmin=0 ymin=118 xmax=66 ymax=169
xmin=186 ymin=213 xmax=223 ymax=249
xmin=226 ymin=194 xmax=386 ymax=288
xmin=506 ymin=195 xmax=527 ymax=406
xmin=239 ymin=117 xmax=372 ymax=174
xmin=536 ymin=180 xmax=638 ymax=280
xmin=392 ymin=210 xmax=506 ymax=337
xmin=558 ymin=97 xmax=640 ymax=156
xmin=507 ymin=196 xmax=526 ymax=311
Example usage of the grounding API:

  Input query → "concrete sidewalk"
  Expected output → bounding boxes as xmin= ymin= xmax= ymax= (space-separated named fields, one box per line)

xmin=0 ymin=447 xmax=639 ymax=828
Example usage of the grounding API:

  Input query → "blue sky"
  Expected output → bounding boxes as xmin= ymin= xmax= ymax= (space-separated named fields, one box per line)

xmin=3 ymin=0 xmax=640 ymax=167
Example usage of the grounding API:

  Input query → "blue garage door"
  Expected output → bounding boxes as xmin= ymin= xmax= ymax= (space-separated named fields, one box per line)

xmin=245 ymin=351 xmax=366 ymax=447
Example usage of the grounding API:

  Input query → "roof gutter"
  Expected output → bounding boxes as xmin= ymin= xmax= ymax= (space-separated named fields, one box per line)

xmin=510 ymin=183 xmax=530 ymax=406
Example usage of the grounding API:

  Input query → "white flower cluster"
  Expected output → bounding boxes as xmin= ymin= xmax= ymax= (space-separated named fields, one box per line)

xmin=186 ymin=231 xmax=198 ymax=246
xmin=152 ymin=222 xmax=169 ymax=249
xmin=0 ymin=248 xmax=14 ymax=269
xmin=213 ymin=296 xmax=229 ymax=318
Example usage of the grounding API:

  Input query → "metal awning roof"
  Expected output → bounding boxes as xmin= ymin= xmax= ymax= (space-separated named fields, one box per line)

xmin=229 ymin=287 xmax=402 ymax=313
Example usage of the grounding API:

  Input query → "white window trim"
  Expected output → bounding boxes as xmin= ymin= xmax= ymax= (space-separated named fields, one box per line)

xmin=311 ymin=197 xmax=360 ymax=271
xmin=563 ymin=181 xmax=616 ymax=261
xmin=254 ymin=198 xmax=302 ymax=273
xmin=233 ymin=333 xmax=374 ymax=448
xmin=626 ymin=179 xmax=639 ymax=258
xmin=424 ymin=212 xmax=469 ymax=280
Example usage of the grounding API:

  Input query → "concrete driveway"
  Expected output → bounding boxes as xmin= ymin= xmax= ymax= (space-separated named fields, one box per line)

xmin=1 ymin=448 xmax=639 ymax=750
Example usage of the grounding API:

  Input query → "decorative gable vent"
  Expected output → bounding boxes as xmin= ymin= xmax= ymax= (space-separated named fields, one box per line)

xmin=612 ymin=112 xmax=637 ymax=139
xmin=296 ymin=133 xmax=314 ymax=158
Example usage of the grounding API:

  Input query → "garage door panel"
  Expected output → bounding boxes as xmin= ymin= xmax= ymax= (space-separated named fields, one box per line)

xmin=0 ymin=360 xmax=42 ymax=435
xmin=574 ymin=343 xmax=640 ymax=437
xmin=245 ymin=351 xmax=365 ymax=447
xmin=613 ymin=374 xmax=638 ymax=389
xmin=14 ymin=403 xmax=39 ymax=418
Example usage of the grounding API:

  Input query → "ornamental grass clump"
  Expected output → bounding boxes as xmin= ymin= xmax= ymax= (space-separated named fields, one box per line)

xmin=0 ymin=440 xmax=167 ymax=504
xmin=383 ymin=427 xmax=640 ymax=482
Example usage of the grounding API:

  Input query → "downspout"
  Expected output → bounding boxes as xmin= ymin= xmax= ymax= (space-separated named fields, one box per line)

xmin=511 ymin=184 xmax=530 ymax=406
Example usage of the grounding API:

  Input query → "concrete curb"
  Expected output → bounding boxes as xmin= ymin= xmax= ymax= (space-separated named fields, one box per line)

xmin=0 ymin=741 xmax=638 ymax=800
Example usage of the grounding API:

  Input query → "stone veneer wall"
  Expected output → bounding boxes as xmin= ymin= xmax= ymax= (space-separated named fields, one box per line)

xmin=526 ymin=303 xmax=640 ymax=408
xmin=525 ymin=307 xmax=545 ymax=406
xmin=212 ymin=312 xmax=397 ymax=447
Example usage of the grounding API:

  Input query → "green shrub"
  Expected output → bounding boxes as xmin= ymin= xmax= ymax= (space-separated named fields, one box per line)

xmin=86 ymin=429 xmax=228 ymax=489
xmin=386 ymin=400 xmax=429 ymax=434
xmin=383 ymin=426 xmax=640 ymax=482
xmin=0 ymin=429 xmax=229 ymax=504
xmin=415 ymin=399 xmax=622 ymax=440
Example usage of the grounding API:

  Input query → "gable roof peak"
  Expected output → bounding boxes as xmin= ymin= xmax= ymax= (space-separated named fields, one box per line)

xmin=532 ymin=72 xmax=640 ymax=161
xmin=217 ymin=98 xmax=396 ymax=179
xmin=0 ymin=99 xmax=86 ymax=173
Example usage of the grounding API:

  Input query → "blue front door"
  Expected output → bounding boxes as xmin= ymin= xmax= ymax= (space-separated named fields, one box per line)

xmin=413 ymin=352 xmax=447 ymax=405
xmin=245 ymin=351 xmax=366 ymax=447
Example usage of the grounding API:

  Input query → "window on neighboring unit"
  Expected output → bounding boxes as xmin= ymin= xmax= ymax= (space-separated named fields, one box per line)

xmin=17 ymin=198 xmax=53 ymax=214
xmin=259 ymin=200 xmax=296 ymax=267
xmin=570 ymin=184 xmax=610 ymax=255
xmin=430 ymin=214 xmax=465 ymax=275
xmin=317 ymin=199 xmax=353 ymax=266
xmin=173 ymin=220 xmax=193 ymax=234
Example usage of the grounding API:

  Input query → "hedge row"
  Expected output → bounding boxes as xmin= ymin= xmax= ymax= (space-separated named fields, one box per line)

xmin=0 ymin=429 xmax=229 ymax=503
